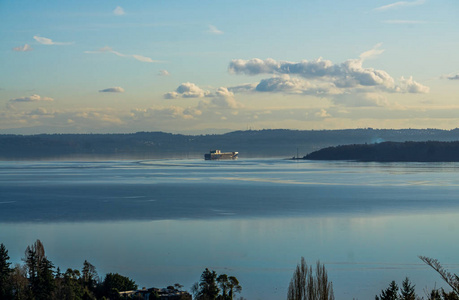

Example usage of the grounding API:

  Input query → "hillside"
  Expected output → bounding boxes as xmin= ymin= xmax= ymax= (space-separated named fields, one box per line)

xmin=2 ymin=128 xmax=459 ymax=160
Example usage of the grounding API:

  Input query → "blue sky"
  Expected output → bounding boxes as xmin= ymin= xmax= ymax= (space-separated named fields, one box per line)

xmin=1 ymin=0 xmax=458 ymax=134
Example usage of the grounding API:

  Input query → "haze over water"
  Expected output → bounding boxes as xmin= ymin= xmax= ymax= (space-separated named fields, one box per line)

xmin=1 ymin=159 xmax=459 ymax=299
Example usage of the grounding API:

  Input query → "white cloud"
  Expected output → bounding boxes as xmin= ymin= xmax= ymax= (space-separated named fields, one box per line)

xmin=99 ymin=87 xmax=125 ymax=93
xmin=253 ymin=76 xmax=338 ymax=96
xmin=397 ymin=76 xmax=430 ymax=93
xmin=207 ymin=25 xmax=223 ymax=35
xmin=374 ymin=0 xmax=425 ymax=12
xmin=33 ymin=36 xmax=73 ymax=45
xmin=227 ymin=83 xmax=257 ymax=93
xmin=203 ymin=87 xmax=243 ymax=109
xmin=164 ymin=82 xmax=211 ymax=99
xmin=229 ymin=45 xmax=428 ymax=97
xmin=13 ymin=44 xmax=33 ymax=52
xmin=164 ymin=92 xmax=179 ymax=99
xmin=255 ymin=75 xmax=308 ymax=93
xmin=113 ymin=6 xmax=125 ymax=16
xmin=85 ymin=46 xmax=158 ymax=63
xmin=10 ymin=94 xmax=54 ymax=102
xmin=229 ymin=55 xmax=396 ymax=89
xmin=164 ymin=84 xmax=243 ymax=109
xmin=315 ymin=109 xmax=331 ymax=118
xmin=159 ymin=70 xmax=170 ymax=76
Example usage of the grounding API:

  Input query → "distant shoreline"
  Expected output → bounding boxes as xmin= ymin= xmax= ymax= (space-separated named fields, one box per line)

xmin=3 ymin=129 xmax=459 ymax=160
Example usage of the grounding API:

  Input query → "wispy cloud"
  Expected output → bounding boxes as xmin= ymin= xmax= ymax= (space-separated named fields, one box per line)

xmin=207 ymin=25 xmax=224 ymax=35
xmin=33 ymin=36 xmax=74 ymax=45
xmin=13 ymin=44 xmax=33 ymax=52
xmin=84 ymin=46 xmax=159 ymax=63
xmin=131 ymin=106 xmax=202 ymax=121
xmin=359 ymin=43 xmax=385 ymax=61
xmin=113 ymin=6 xmax=125 ymax=16
xmin=10 ymin=94 xmax=54 ymax=102
xmin=374 ymin=0 xmax=425 ymax=12
xmin=99 ymin=87 xmax=125 ymax=93
xmin=382 ymin=20 xmax=426 ymax=24
xmin=132 ymin=55 xmax=154 ymax=63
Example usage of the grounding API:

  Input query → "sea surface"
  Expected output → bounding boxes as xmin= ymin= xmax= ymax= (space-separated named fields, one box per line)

xmin=1 ymin=159 xmax=459 ymax=299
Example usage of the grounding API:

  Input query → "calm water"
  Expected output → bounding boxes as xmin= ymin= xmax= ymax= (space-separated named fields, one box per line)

xmin=1 ymin=159 xmax=459 ymax=299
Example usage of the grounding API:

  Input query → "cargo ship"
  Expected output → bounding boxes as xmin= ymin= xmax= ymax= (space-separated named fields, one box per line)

xmin=204 ymin=150 xmax=238 ymax=160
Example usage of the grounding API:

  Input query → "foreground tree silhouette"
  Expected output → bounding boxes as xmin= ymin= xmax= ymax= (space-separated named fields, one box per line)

xmin=23 ymin=239 xmax=55 ymax=300
xmin=287 ymin=257 xmax=334 ymax=300
xmin=227 ymin=276 xmax=242 ymax=300
xmin=217 ymin=274 xmax=229 ymax=299
xmin=375 ymin=281 xmax=399 ymax=300
xmin=0 ymin=243 xmax=13 ymax=299
xmin=192 ymin=268 xmax=219 ymax=300
xmin=101 ymin=272 xmax=138 ymax=298
xmin=216 ymin=274 xmax=242 ymax=300
xmin=419 ymin=256 xmax=459 ymax=299
xmin=375 ymin=277 xmax=418 ymax=300
xmin=192 ymin=268 xmax=241 ymax=300
xmin=400 ymin=277 xmax=417 ymax=300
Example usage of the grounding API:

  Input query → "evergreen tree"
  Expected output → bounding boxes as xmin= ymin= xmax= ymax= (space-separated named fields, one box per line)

xmin=376 ymin=281 xmax=399 ymax=300
xmin=35 ymin=257 xmax=55 ymax=300
xmin=0 ymin=243 xmax=13 ymax=299
xmin=23 ymin=240 xmax=55 ymax=300
xmin=400 ymin=277 xmax=416 ymax=300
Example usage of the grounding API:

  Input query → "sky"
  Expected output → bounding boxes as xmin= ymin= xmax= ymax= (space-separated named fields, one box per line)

xmin=1 ymin=0 xmax=458 ymax=134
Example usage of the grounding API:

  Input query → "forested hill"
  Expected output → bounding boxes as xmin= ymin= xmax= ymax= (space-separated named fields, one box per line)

xmin=2 ymin=128 xmax=459 ymax=160
xmin=305 ymin=141 xmax=459 ymax=162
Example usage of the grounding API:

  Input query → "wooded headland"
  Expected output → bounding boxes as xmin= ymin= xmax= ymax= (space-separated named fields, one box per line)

xmin=304 ymin=141 xmax=459 ymax=162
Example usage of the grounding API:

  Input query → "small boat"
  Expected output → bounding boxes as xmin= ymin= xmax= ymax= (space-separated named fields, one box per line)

xmin=204 ymin=150 xmax=238 ymax=160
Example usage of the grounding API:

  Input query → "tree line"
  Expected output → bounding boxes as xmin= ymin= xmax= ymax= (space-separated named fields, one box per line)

xmin=0 ymin=240 xmax=170 ymax=300
xmin=286 ymin=257 xmax=459 ymax=300
xmin=1 ymin=241 xmax=458 ymax=299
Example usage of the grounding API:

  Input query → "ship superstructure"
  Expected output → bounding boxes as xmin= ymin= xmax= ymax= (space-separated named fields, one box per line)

xmin=204 ymin=150 xmax=238 ymax=160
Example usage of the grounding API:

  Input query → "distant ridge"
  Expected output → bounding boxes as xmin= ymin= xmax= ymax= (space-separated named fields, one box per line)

xmin=304 ymin=141 xmax=459 ymax=162
xmin=2 ymin=128 xmax=459 ymax=160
